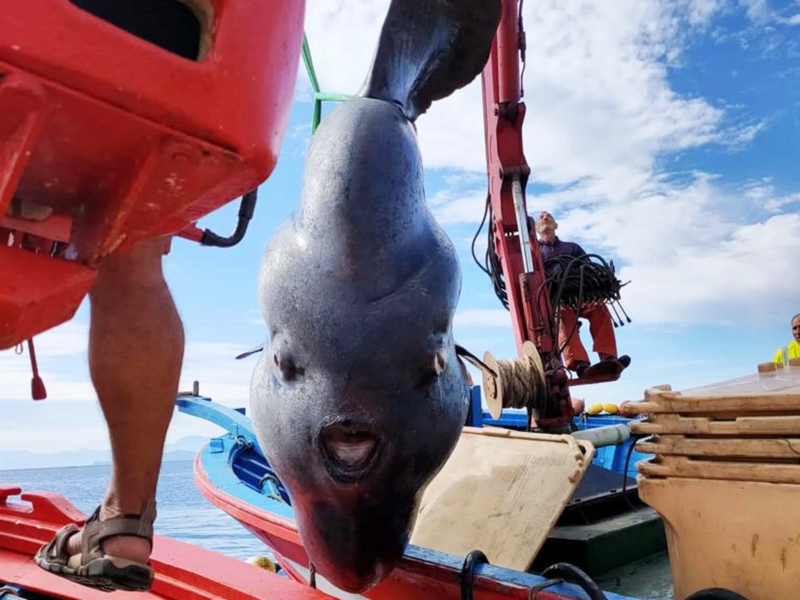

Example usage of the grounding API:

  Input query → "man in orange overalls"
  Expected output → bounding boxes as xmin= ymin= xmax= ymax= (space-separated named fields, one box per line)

xmin=534 ymin=211 xmax=630 ymax=377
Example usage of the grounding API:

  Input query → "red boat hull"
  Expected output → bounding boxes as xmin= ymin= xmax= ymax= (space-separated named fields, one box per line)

xmin=193 ymin=456 xmax=575 ymax=600
xmin=0 ymin=0 xmax=305 ymax=349
xmin=0 ymin=484 xmax=333 ymax=600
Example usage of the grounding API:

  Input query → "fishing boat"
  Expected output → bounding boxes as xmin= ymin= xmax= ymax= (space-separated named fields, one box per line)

xmin=175 ymin=390 xmax=644 ymax=600
xmin=175 ymin=364 xmax=800 ymax=600
xmin=0 ymin=484 xmax=333 ymax=600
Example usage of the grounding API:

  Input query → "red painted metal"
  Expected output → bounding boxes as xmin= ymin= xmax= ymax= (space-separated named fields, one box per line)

xmin=480 ymin=0 xmax=621 ymax=427
xmin=0 ymin=485 xmax=334 ymax=600
xmin=0 ymin=0 xmax=305 ymax=350
xmin=0 ymin=246 xmax=96 ymax=349
xmin=481 ymin=0 xmax=549 ymax=358
xmin=193 ymin=458 xmax=576 ymax=600
xmin=481 ymin=0 xmax=575 ymax=429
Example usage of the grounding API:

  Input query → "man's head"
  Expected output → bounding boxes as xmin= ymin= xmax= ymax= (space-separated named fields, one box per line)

xmin=792 ymin=313 xmax=800 ymax=342
xmin=535 ymin=211 xmax=557 ymax=242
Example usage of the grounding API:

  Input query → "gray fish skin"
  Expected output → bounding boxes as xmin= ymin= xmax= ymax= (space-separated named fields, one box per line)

xmin=250 ymin=0 xmax=501 ymax=592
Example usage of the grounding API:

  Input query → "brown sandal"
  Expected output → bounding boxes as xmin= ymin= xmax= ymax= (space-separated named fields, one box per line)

xmin=34 ymin=500 xmax=156 ymax=593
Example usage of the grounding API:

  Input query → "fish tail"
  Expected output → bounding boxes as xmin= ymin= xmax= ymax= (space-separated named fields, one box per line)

xmin=358 ymin=0 xmax=502 ymax=121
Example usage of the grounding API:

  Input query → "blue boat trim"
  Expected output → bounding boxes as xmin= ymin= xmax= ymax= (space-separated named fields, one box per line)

xmin=478 ymin=405 xmax=653 ymax=480
xmin=198 ymin=434 xmax=295 ymax=520
xmin=176 ymin=396 xmax=263 ymax=458
xmin=178 ymin=395 xmax=642 ymax=600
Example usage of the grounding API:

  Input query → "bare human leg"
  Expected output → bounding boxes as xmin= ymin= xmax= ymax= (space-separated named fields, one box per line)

xmin=67 ymin=236 xmax=184 ymax=563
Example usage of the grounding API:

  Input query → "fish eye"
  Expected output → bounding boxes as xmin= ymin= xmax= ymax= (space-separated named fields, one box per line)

xmin=273 ymin=348 xmax=303 ymax=382
xmin=416 ymin=370 xmax=439 ymax=389
xmin=416 ymin=349 xmax=447 ymax=387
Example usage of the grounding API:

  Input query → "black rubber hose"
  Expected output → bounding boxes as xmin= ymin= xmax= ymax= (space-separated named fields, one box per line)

xmin=460 ymin=550 xmax=489 ymax=600
xmin=540 ymin=563 xmax=609 ymax=600
xmin=201 ymin=189 xmax=257 ymax=248
xmin=684 ymin=589 xmax=749 ymax=600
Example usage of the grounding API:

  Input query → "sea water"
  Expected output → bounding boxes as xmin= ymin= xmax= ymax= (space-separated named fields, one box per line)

xmin=0 ymin=460 xmax=270 ymax=561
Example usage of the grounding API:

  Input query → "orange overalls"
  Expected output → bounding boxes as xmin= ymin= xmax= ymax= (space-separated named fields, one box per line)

xmin=538 ymin=237 xmax=618 ymax=369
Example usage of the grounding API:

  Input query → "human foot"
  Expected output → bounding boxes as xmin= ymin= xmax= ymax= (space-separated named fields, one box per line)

xmin=65 ymin=505 xmax=152 ymax=563
xmin=35 ymin=501 xmax=156 ymax=592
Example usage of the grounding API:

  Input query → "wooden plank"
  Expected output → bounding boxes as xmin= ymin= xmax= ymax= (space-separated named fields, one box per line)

xmin=636 ymin=435 xmax=800 ymax=458
xmin=620 ymin=370 xmax=800 ymax=416
xmin=637 ymin=455 xmax=800 ymax=484
xmin=630 ymin=414 xmax=800 ymax=436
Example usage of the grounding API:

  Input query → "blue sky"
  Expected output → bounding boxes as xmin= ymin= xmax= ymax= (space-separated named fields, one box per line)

xmin=2 ymin=0 xmax=800 ymax=457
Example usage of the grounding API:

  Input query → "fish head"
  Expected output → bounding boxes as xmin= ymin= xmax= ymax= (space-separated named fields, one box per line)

xmin=251 ymin=310 xmax=470 ymax=592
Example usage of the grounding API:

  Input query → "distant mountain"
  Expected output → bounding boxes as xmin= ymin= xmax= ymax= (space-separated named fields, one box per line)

xmin=0 ymin=436 xmax=209 ymax=472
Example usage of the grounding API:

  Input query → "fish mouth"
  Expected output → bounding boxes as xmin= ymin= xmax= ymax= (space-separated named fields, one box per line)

xmin=319 ymin=420 xmax=382 ymax=484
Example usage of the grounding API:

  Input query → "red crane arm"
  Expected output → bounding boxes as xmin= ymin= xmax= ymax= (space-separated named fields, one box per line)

xmin=480 ymin=0 xmax=555 ymax=359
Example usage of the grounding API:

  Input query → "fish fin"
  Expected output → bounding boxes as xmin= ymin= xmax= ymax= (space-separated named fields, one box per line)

xmin=455 ymin=344 xmax=494 ymax=375
xmin=236 ymin=344 xmax=264 ymax=360
xmin=359 ymin=0 xmax=502 ymax=121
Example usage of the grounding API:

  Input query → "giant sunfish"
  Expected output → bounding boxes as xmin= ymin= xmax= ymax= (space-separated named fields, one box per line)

xmin=250 ymin=0 xmax=502 ymax=592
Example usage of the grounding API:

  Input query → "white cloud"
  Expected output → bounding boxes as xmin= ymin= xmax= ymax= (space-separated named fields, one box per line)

xmin=554 ymin=177 xmax=800 ymax=326
xmin=734 ymin=0 xmax=800 ymax=27
xmin=0 ymin=337 xmax=256 ymax=453
xmin=0 ymin=320 xmax=93 ymax=402
xmin=721 ymin=118 xmax=771 ymax=149
xmin=299 ymin=0 xmax=795 ymax=328
xmin=0 ymin=319 xmax=88 ymax=359
xmin=739 ymin=0 xmax=770 ymax=22
xmin=680 ymin=0 xmax=725 ymax=25
xmin=430 ymin=189 xmax=487 ymax=225
xmin=742 ymin=179 xmax=800 ymax=212
xmin=454 ymin=309 xmax=513 ymax=329
xmin=2 ymin=334 xmax=256 ymax=405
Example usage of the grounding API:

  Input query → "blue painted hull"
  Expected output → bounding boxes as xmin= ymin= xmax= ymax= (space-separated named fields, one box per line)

xmin=177 ymin=395 xmax=644 ymax=600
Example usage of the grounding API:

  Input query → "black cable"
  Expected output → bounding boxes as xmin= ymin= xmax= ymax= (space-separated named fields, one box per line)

xmin=476 ymin=216 xmax=633 ymax=363
xmin=518 ymin=0 xmax=527 ymax=99
xmin=484 ymin=206 xmax=509 ymax=310
xmin=527 ymin=578 xmax=563 ymax=599
xmin=539 ymin=563 xmax=609 ymax=600
xmin=621 ymin=433 xmax=647 ymax=502
xmin=684 ymin=590 xmax=749 ymax=600
xmin=554 ymin=259 xmax=587 ymax=359
xmin=201 ymin=189 xmax=257 ymax=248
xmin=471 ymin=192 xmax=492 ymax=277
xmin=460 ymin=550 xmax=490 ymax=600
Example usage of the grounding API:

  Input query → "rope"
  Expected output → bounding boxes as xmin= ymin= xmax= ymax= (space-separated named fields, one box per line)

xmin=309 ymin=562 xmax=317 ymax=589
xmin=494 ymin=353 xmax=546 ymax=411
xmin=301 ymin=33 xmax=352 ymax=134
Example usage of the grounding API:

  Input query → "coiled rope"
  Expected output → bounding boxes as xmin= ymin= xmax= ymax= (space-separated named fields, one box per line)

xmin=458 ymin=341 xmax=548 ymax=421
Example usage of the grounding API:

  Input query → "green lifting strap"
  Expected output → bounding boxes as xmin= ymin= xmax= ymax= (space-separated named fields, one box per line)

xmin=301 ymin=33 xmax=351 ymax=134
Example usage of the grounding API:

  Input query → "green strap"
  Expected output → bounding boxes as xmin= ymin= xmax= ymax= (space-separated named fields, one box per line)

xmin=301 ymin=33 xmax=351 ymax=134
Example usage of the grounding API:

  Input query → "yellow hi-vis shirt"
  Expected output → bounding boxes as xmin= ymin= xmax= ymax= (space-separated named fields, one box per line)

xmin=774 ymin=340 xmax=800 ymax=366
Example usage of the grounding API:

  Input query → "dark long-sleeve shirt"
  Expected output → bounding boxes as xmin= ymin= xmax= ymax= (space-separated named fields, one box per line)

xmin=538 ymin=237 xmax=586 ymax=263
